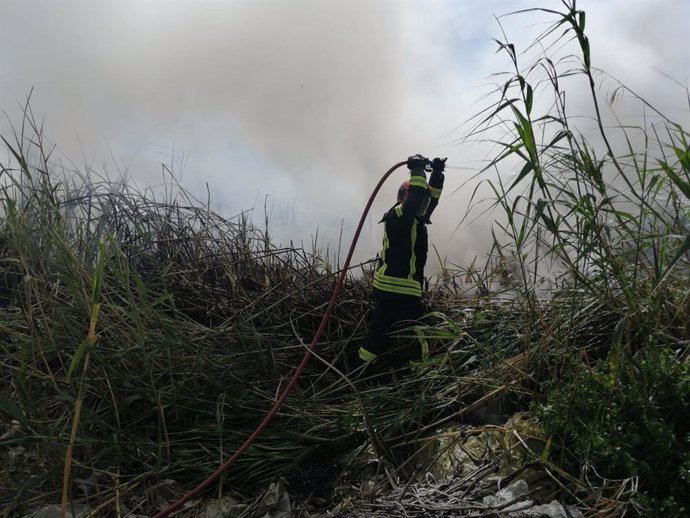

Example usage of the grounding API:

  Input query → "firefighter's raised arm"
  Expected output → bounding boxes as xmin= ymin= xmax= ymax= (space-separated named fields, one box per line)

xmin=394 ymin=154 xmax=430 ymax=218
xmin=424 ymin=157 xmax=446 ymax=222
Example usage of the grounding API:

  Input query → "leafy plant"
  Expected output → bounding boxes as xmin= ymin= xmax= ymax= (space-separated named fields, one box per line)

xmin=538 ymin=346 xmax=690 ymax=514
xmin=462 ymin=1 xmax=690 ymax=513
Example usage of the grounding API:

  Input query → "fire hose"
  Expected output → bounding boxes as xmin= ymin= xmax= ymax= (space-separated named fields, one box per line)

xmin=153 ymin=159 xmax=425 ymax=517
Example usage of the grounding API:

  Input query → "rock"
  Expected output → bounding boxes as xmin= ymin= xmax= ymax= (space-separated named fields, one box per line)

xmin=483 ymin=479 xmax=583 ymax=518
xmin=260 ymin=491 xmax=291 ymax=518
xmin=413 ymin=413 xmax=550 ymax=483
xmin=483 ymin=479 xmax=531 ymax=509
xmin=460 ymin=430 xmax=504 ymax=463
xmin=413 ymin=414 xmax=545 ymax=482
xmin=499 ymin=412 xmax=547 ymax=473
xmin=256 ymin=481 xmax=292 ymax=518
xmin=411 ymin=426 xmax=504 ymax=481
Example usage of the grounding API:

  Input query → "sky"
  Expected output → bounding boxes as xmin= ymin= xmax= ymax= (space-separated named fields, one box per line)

xmin=1 ymin=0 xmax=689 ymax=269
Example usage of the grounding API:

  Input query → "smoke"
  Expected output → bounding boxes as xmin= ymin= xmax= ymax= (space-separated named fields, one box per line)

xmin=1 ymin=0 xmax=688 ymax=269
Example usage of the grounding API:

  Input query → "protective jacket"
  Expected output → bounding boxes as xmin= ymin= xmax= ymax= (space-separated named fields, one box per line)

xmin=372 ymin=171 xmax=443 ymax=299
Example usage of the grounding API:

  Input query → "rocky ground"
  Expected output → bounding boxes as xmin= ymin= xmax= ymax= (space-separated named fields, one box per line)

xmin=12 ymin=413 xmax=586 ymax=518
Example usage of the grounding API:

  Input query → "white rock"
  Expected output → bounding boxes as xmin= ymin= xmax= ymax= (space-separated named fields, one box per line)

xmin=483 ymin=479 xmax=583 ymax=518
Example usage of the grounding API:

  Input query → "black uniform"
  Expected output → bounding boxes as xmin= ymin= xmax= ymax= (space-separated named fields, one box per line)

xmin=359 ymin=157 xmax=444 ymax=364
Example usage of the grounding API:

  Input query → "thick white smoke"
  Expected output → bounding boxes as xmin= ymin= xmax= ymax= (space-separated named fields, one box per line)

xmin=0 ymin=0 xmax=688 ymax=268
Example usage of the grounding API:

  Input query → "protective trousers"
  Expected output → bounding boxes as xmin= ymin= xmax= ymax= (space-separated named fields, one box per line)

xmin=359 ymin=294 xmax=425 ymax=365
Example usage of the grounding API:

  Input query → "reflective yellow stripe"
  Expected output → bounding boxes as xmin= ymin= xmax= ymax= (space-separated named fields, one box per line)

xmin=409 ymin=222 xmax=417 ymax=281
xmin=394 ymin=204 xmax=403 ymax=217
xmin=429 ymin=185 xmax=442 ymax=199
xmin=374 ymin=271 xmax=421 ymax=289
xmin=373 ymin=273 xmax=422 ymax=297
xmin=373 ymin=281 xmax=420 ymax=294
xmin=359 ymin=347 xmax=378 ymax=362
xmin=379 ymin=230 xmax=390 ymax=276
xmin=409 ymin=177 xmax=427 ymax=189
xmin=373 ymin=280 xmax=421 ymax=297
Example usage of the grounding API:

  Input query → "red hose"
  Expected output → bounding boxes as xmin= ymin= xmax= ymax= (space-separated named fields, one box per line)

xmin=152 ymin=160 xmax=408 ymax=518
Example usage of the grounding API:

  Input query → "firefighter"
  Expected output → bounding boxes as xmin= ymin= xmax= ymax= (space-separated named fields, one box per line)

xmin=358 ymin=154 xmax=445 ymax=367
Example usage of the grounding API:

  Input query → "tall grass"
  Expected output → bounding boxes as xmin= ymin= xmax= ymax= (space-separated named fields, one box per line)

xmin=0 ymin=102 xmax=506 ymax=516
xmin=0 ymin=104 xmax=379 ymax=514
xmin=460 ymin=1 xmax=690 ymax=513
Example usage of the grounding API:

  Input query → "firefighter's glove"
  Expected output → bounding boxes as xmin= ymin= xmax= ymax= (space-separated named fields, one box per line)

xmin=407 ymin=154 xmax=428 ymax=174
xmin=431 ymin=157 xmax=446 ymax=174
xmin=430 ymin=157 xmax=446 ymax=187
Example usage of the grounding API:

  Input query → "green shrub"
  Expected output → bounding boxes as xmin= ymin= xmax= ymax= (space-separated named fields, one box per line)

xmin=538 ymin=347 xmax=690 ymax=515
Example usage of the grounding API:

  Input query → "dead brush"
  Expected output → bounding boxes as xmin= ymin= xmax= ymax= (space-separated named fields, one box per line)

xmin=0 ymin=107 xmax=546 ymax=516
xmin=0 ymin=105 xmax=380 ymax=514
